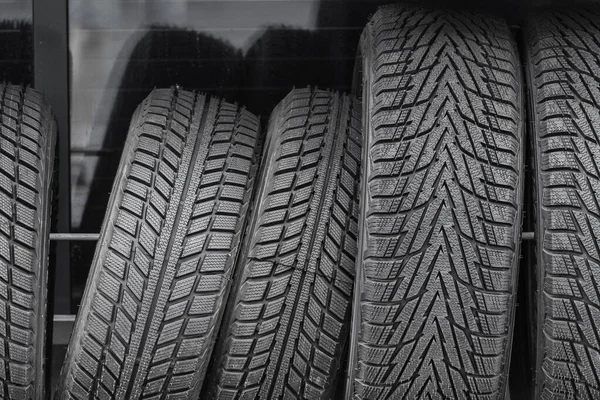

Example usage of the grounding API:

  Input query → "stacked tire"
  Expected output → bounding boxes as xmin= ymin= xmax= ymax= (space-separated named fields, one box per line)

xmin=57 ymin=89 xmax=261 ymax=399
xmin=207 ymin=89 xmax=361 ymax=399
xmin=22 ymin=3 xmax=600 ymax=400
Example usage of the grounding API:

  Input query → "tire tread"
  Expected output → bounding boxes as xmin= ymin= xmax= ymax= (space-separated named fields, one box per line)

xmin=528 ymin=8 xmax=600 ymax=399
xmin=208 ymin=88 xmax=361 ymax=400
xmin=0 ymin=83 xmax=55 ymax=400
xmin=351 ymin=5 xmax=523 ymax=399
xmin=57 ymin=88 xmax=260 ymax=399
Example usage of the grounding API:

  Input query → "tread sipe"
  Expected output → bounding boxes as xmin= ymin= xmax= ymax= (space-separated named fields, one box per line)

xmin=205 ymin=88 xmax=362 ymax=399
xmin=349 ymin=5 xmax=524 ymax=399
xmin=0 ymin=84 xmax=55 ymax=399
xmin=56 ymin=88 xmax=260 ymax=399
xmin=527 ymin=9 xmax=600 ymax=400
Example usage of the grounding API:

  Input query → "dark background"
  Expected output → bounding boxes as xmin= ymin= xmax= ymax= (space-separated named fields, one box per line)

xmin=1 ymin=0 xmax=591 ymax=397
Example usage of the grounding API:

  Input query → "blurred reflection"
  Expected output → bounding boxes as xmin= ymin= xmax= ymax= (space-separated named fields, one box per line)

xmin=70 ymin=0 xmax=319 ymax=231
xmin=0 ymin=20 xmax=31 ymax=84
xmin=0 ymin=0 xmax=32 ymax=85
xmin=242 ymin=25 xmax=358 ymax=117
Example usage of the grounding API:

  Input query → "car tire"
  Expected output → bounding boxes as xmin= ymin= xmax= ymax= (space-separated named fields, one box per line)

xmin=0 ymin=84 xmax=56 ymax=399
xmin=349 ymin=5 xmax=525 ymax=399
xmin=526 ymin=8 xmax=600 ymax=399
xmin=206 ymin=87 xmax=362 ymax=399
xmin=56 ymin=88 xmax=260 ymax=399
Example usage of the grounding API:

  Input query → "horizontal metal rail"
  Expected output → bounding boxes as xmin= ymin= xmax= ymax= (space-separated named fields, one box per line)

xmin=53 ymin=314 xmax=76 ymax=345
xmin=521 ymin=232 xmax=534 ymax=241
xmin=49 ymin=232 xmax=536 ymax=241
xmin=49 ymin=233 xmax=100 ymax=241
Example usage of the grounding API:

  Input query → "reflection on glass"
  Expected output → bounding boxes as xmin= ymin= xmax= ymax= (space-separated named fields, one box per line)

xmin=0 ymin=0 xmax=32 ymax=84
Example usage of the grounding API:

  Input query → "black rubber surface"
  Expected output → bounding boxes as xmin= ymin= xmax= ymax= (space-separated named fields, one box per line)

xmin=0 ymin=84 xmax=55 ymax=399
xmin=349 ymin=5 xmax=524 ymax=399
xmin=526 ymin=9 xmax=600 ymax=400
xmin=205 ymin=88 xmax=361 ymax=399
xmin=56 ymin=88 xmax=260 ymax=399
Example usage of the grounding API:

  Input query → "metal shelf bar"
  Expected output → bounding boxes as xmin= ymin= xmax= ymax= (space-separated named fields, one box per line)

xmin=48 ymin=232 xmax=536 ymax=241
xmin=522 ymin=232 xmax=534 ymax=241
xmin=50 ymin=233 xmax=100 ymax=241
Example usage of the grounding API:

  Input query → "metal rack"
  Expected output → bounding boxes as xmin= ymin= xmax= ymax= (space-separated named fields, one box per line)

xmin=48 ymin=232 xmax=536 ymax=242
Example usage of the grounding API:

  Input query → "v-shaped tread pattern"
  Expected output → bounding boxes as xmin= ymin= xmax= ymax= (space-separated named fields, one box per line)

xmin=350 ymin=6 xmax=524 ymax=399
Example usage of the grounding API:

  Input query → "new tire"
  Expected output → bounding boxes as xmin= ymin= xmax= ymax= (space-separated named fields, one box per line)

xmin=0 ymin=84 xmax=56 ymax=399
xmin=527 ymin=9 xmax=600 ymax=399
xmin=350 ymin=5 xmax=525 ymax=399
xmin=57 ymin=88 xmax=260 ymax=399
xmin=207 ymin=88 xmax=362 ymax=399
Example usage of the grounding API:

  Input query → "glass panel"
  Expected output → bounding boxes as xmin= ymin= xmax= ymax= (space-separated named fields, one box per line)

xmin=0 ymin=0 xmax=32 ymax=85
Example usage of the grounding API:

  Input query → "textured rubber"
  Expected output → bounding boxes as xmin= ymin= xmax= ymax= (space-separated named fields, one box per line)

xmin=526 ymin=9 xmax=600 ymax=400
xmin=349 ymin=5 xmax=524 ymax=399
xmin=56 ymin=88 xmax=260 ymax=399
xmin=205 ymin=88 xmax=361 ymax=399
xmin=0 ymin=84 xmax=55 ymax=399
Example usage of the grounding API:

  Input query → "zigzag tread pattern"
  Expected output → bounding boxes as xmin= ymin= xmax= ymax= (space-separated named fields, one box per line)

xmin=206 ymin=88 xmax=362 ymax=400
xmin=56 ymin=88 xmax=260 ymax=399
xmin=352 ymin=5 xmax=523 ymax=399
xmin=0 ymin=84 xmax=55 ymax=400
xmin=528 ymin=9 xmax=600 ymax=400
